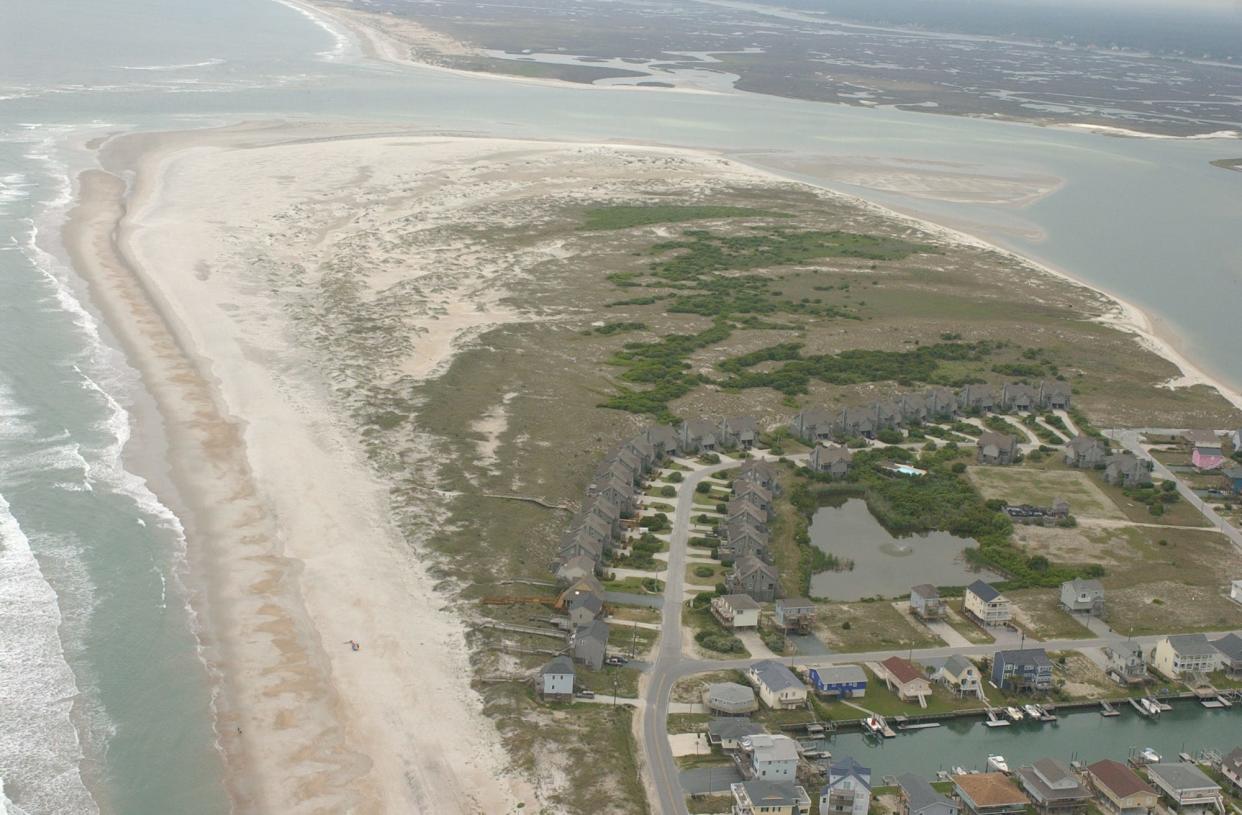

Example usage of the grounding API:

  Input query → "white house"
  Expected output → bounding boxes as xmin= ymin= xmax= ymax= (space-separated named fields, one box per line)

xmin=731 ymin=780 xmax=812 ymax=815
xmin=1151 ymin=634 xmax=1221 ymax=680
xmin=936 ymin=655 xmax=983 ymax=699
xmin=821 ymin=757 xmax=872 ymax=815
xmin=539 ymin=656 xmax=575 ymax=700
xmin=748 ymin=660 xmax=808 ymax=709
xmin=964 ymin=580 xmax=1011 ymax=626
xmin=711 ymin=594 xmax=761 ymax=629
xmin=739 ymin=734 xmax=800 ymax=781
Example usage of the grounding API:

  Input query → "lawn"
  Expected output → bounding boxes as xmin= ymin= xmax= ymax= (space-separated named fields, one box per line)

xmin=1007 ymin=589 xmax=1094 ymax=640
xmin=816 ymin=669 xmax=991 ymax=718
xmin=608 ymin=623 xmax=658 ymax=658
xmin=667 ymin=713 xmax=711 ymax=734
xmin=942 ymin=603 xmax=996 ymax=644
xmin=816 ymin=600 xmax=945 ymax=651
xmin=968 ymin=465 xmax=1124 ymax=520
xmin=576 ymin=665 xmax=642 ymax=698
xmin=603 ymin=575 xmax=665 ymax=594
xmin=608 ymin=606 xmax=663 ymax=625
xmin=686 ymin=562 xmax=727 ymax=586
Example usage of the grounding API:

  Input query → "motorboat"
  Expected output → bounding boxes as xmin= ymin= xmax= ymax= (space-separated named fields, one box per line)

xmin=987 ymin=755 xmax=1010 ymax=773
xmin=952 ymin=766 xmax=968 ymax=777
xmin=864 ymin=716 xmax=884 ymax=735
xmin=1005 ymin=706 xmax=1025 ymax=721
xmin=1140 ymin=697 xmax=1163 ymax=717
xmin=1023 ymin=704 xmax=1043 ymax=719
xmin=1139 ymin=747 xmax=1161 ymax=764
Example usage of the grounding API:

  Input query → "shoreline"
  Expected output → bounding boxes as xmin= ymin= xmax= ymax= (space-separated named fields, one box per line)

xmin=65 ymin=124 xmax=537 ymax=813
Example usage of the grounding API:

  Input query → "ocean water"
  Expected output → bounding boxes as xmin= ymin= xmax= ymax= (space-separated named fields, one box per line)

xmin=1 ymin=1 xmax=1240 ymax=812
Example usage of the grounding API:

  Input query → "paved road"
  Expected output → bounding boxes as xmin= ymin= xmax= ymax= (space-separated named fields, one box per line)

xmin=638 ymin=458 xmax=736 ymax=815
xmin=1107 ymin=428 xmax=1242 ymax=551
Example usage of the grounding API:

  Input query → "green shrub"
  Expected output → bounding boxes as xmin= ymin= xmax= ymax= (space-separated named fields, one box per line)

xmin=694 ymin=565 xmax=715 ymax=578
xmin=660 ymin=485 xmax=677 ymax=498
xmin=695 ymin=482 xmax=711 ymax=494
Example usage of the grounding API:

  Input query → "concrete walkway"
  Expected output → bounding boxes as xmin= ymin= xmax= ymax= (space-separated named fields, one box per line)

xmin=925 ymin=619 xmax=971 ymax=648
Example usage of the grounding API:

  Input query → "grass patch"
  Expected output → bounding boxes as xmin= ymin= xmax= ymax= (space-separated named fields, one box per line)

xmin=816 ymin=600 xmax=944 ymax=651
xmin=580 ymin=204 xmax=788 ymax=231
xmin=969 ymin=465 xmax=1123 ymax=520
xmin=1007 ymin=588 xmax=1095 ymax=640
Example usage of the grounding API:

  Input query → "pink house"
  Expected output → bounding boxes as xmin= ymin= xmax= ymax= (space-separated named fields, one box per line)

xmin=1192 ymin=444 xmax=1226 ymax=471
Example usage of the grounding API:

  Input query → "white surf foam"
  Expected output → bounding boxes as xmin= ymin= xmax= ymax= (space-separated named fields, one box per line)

xmin=118 ymin=58 xmax=225 ymax=71
xmin=0 ymin=493 xmax=99 ymax=815
xmin=268 ymin=0 xmax=354 ymax=62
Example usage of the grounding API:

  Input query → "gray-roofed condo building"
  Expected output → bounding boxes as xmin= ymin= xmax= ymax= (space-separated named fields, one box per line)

xmin=1016 ymin=758 xmax=1092 ymax=815
xmin=899 ymin=773 xmax=960 ymax=815
xmin=728 ymin=555 xmax=781 ymax=602
xmin=1144 ymin=763 xmax=1224 ymax=815
xmin=1065 ymin=434 xmax=1108 ymax=469
xmin=1103 ymin=453 xmax=1153 ymax=487
xmin=737 ymin=459 xmax=780 ymax=493
xmin=792 ymin=407 xmax=836 ymax=443
xmin=809 ymin=442 xmax=853 ymax=478
xmin=678 ymin=418 xmax=720 ymax=453
xmin=721 ymin=416 xmax=759 ymax=450
xmin=976 ymin=430 xmax=1018 ymax=465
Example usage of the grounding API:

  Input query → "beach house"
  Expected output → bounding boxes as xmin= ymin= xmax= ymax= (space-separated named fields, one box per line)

xmin=1016 ymin=758 xmax=1092 ymax=815
xmin=569 ymin=619 xmax=609 ymax=670
xmin=538 ymin=656 xmax=575 ymax=700
xmin=707 ymin=718 xmax=766 ymax=750
xmin=936 ymin=655 xmax=983 ymax=698
xmin=1210 ymin=633 xmax=1242 ymax=677
xmin=1151 ymin=634 xmax=1221 ymax=680
xmin=730 ymin=781 xmax=813 ymax=815
xmin=1065 ymin=434 xmax=1108 ymax=469
xmin=1220 ymin=748 xmax=1242 ymax=796
xmin=909 ymin=584 xmax=944 ymax=620
xmin=1144 ymin=763 xmax=1225 ymax=815
xmin=879 ymin=656 xmax=932 ymax=707
xmin=711 ymin=594 xmax=761 ymax=630
xmin=1103 ymin=453 xmax=1153 ymax=487
xmin=1221 ymin=466 xmax=1242 ymax=496
xmin=774 ymin=597 xmax=816 ymax=633
xmin=1086 ymin=759 xmax=1158 ymax=815
xmin=821 ymin=757 xmax=872 ymax=815
xmin=952 ymin=773 xmax=1030 ymax=815
xmin=704 ymin=682 xmax=759 ymax=715
xmin=806 ymin=664 xmax=868 ymax=698
xmin=992 ymin=648 xmax=1054 ymax=693
xmin=964 ymin=580 xmax=1011 ymax=626
xmin=728 ymin=555 xmax=781 ymax=602
xmin=1059 ymin=578 xmax=1105 ymax=616
xmin=1102 ymin=640 xmax=1149 ymax=685
xmin=739 ymin=733 xmax=800 ymax=781
xmin=720 ymin=416 xmax=759 ymax=450
xmin=748 ymin=660 xmax=808 ymax=709
xmin=809 ymin=442 xmax=853 ymax=478
xmin=899 ymin=773 xmax=960 ymax=815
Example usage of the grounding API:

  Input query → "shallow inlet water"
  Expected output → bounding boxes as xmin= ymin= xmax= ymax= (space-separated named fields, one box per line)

xmin=809 ymin=498 xmax=1001 ymax=600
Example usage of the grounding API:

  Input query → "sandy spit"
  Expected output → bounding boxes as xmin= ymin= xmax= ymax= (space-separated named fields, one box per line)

xmin=65 ymin=124 xmax=538 ymax=814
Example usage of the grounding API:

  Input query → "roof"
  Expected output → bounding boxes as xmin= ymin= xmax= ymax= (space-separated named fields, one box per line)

xmin=1211 ymin=632 xmax=1242 ymax=660
xmin=911 ymin=583 xmax=940 ymax=600
xmin=977 ymin=430 xmax=1016 ymax=450
xmin=953 ymin=773 xmax=1029 ymax=808
xmin=1087 ymin=760 xmax=1156 ymax=800
xmin=898 ymin=773 xmax=954 ymax=813
xmin=881 ymin=656 xmax=924 ymax=685
xmin=942 ymin=655 xmax=975 ymax=676
xmin=750 ymin=660 xmax=804 ymax=692
xmin=996 ymin=648 xmax=1051 ymax=668
xmin=734 ymin=555 xmax=778 ymax=581
xmin=814 ymin=443 xmax=852 ymax=463
xmin=1183 ymin=429 xmax=1219 ymax=445
xmin=808 ymin=664 xmax=867 ymax=685
xmin=707 ymin=682 xmax=756 ymax=704
xmin=829 ymin=756 xmax=871 ymax=787
xmin=573 ymin=619 xmax=609 ymax=645
xmin=1063 ymin=578 xmax=1104 ymax=594
xmin=1166 ymin=633 xmax=1219 ymax=658
xmin=1222 ymin=466 xmax=1242 ymax=479
xmin=743 ymin=734 xmax=799 ymax=763
xmin=967 ymin=580 xmax=1001 ymax=602
xmin=775 ymin=597 xmax=814 ymax=611
xmin=735 ymin=780 xmax=805 ymax=808
xmin=567 ymin=591 xmax=603 ymax=616
xmin=718 ymin=593 xmax=761 ymax=610
xmin=541 ymin=656 xmax=575 ymax=676
xmin=1021 ymin=758 xmax=1082 ymax=796
xmin=708 ymin=718 xmax=765 ymax=740
xmin=1145 ymin=763 xmax=1220 ymax=792
xmin=1068 ymin=433 xmax=1104 ymax=452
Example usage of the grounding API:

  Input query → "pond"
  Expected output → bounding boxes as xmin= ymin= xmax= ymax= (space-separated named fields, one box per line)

xmin=809 ymin=498 xmax=1001 ymax=600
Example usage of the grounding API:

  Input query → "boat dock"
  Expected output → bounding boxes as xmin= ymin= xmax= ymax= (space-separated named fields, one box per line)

xmin=1100 ymin=701 xmax=1120 ymax=717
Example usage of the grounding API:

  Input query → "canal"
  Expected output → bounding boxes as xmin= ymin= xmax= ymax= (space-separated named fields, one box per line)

xmin=814 ymin=701 xmax=1241 ymax=778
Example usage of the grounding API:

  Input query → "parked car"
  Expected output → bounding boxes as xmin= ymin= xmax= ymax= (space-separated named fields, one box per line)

xmin=605 ymin=656 xmax=628 ymax=667
xmin=575 ymin=689 xmax=595 ymax=699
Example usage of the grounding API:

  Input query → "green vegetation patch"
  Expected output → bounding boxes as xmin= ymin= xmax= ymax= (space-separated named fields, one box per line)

xmin=580 ymin=204 xmax=788 ymax=231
